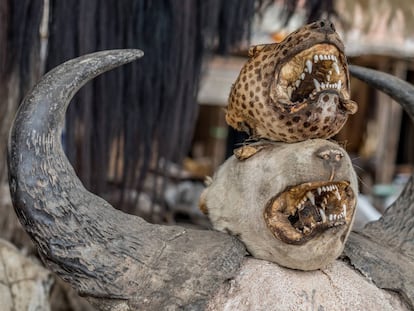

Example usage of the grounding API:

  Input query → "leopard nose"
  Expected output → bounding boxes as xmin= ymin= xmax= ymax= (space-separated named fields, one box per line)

xmin=317 ymin=148 xmax=344 ymax=164
xmin=316 ymin=20 xmax=336 ymax=34
xmin=315 ymin=146 xmax=345 ymax=180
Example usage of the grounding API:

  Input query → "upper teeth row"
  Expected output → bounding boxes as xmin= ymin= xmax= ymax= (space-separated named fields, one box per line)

xmin=317 ymin=185 xmax=338 ymax=195
xmin=291 ymin=54 xmax=341 ymax=99
xmin=314 ymin=54 xmax=338 ymax=63
xmin=294 ymin=185 xmax=341 ymax=213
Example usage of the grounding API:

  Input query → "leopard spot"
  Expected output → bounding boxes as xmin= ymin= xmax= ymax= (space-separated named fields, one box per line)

xmin=310 ymin=126 xmax=319 ymax=132
xmin=292 ymin=116 xmax=301 ymax=123
xmin=303 ymin=122 xmax=311 ymax=128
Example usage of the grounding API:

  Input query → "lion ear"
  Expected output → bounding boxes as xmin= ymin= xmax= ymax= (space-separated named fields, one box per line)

xmin=248 ymin=43 xmax=276 ymax=57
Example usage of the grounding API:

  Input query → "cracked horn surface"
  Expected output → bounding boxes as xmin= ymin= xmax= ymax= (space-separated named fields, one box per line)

xmin=203 ymin=139 xmax=358 ymax=270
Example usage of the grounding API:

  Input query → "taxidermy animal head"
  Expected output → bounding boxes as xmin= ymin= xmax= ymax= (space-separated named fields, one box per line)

xmin=7 ymin=47 xmax=412 ymax=309
xmin=200 ymin=140 xmax=358 ymax=270
xmin=226 ymin=20 xmax=358 ymax=142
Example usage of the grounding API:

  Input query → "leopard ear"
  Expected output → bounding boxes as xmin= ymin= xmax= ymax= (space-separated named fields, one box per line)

xmin=248 ymin=43 xmax=275 ymax=57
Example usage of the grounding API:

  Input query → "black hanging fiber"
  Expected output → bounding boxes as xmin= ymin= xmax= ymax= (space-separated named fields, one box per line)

xmin=0 ymin=0 xmax=43 ymax=183
xmin=45 ymin=0 xmax=264 ymax=211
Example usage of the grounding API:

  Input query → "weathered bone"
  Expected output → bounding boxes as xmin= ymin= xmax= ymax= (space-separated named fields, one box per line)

xmin=346 ymin=65 xmax=414 ymax=308
xmin=7 ymin=51 xmax=414 ymax=309
xmin=7 ymin=50 xmax=246 ymax=310
xmin=349 ymin=65 xmax=414 ymax=121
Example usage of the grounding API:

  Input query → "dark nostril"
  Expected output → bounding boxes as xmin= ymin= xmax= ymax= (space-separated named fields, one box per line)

xmin=317 ymin=19 xmax=336 ymax=34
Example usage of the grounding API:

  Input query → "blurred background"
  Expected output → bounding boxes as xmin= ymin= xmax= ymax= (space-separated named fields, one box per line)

xmin=1 ymin=0 xmax=414 ymax=309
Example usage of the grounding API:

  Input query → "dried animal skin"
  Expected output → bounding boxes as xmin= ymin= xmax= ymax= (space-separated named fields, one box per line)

xmin=201 ymin=139 xmax=358 ymax=270
xmin=226 ymin=20 xmax=357 ymax=142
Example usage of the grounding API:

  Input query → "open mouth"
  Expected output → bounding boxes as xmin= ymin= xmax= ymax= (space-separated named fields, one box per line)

xmin=277 ymin=43 xmax=348 ymax=105
xmin=264 ymin=180 xmax=356 ymax=245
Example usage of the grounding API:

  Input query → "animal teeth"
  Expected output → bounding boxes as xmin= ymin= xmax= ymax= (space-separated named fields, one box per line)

xmin=317 ymin=187 xmax=322 ymax=195
xmin=337 ymin=80 xmax=342 ymax=90
xmin=343 ymin=204 xmax=347 ymax=218
xmin=301 ymin=73 xmax=305 ymax=80
xmin=319 ymin=208 xmax=327 ymax=223
xmin=333 ymin=62 xmax=340 ymax=74
xmin=335 ymin=189 xmax=341 ymax=201
xmin=306 ymin=60 xmax=313 ymax=73
xmin=287 ymin=86 xmax=293 ymax=99
xmin=321 ymin=82 xmax=326 ymax=89
xmin=313 ymin=79 xmax=321 ymax=92
xmin=329 ymin=214 xmax=333 ymax=221
xmin=327 ymin=75 xmax=331 ymax=82
xmin=306 ymin=191 xmax=315 ymax=205
xmin=314 ymin=55 xmax=319 ymax=63
xmin=296 ymin=80 xmax=301 ymax=87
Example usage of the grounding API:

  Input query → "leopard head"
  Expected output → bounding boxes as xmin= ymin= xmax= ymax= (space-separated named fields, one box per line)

xmin=226 ymin=20 xmax=357 ymax=142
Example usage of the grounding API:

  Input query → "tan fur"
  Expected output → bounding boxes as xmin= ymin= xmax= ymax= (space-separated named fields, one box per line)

xmin=226 ymin=20 xmax=357 ymax=142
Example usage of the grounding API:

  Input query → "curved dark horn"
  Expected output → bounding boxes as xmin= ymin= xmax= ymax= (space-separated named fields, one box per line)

xmin=346 ymin=65 xmax=414 ymax=307
xmin=8 ymin=50 xmax=245 ymax=310
xmin=349 ymin=65 xmax=414 ymax=120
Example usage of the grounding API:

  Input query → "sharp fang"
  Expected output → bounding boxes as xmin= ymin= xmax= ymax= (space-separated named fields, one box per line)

xmin=335 ymin=190 xmax=341 ymax=200
xmin=333 ymin=62 xmax=340 ymax=74
xmin=317 ymin=187 xmax=322 ymax=195
xmin=343 ymin=204 xmax=347 ymax=218
xmin=337 ymin=80 xmax=342 ymax=90
xmin=306 ymin=191 xmax=315 ymax=205
xmin=287 ymin=86 xmax=293 ymax=99
xmin=313 ymin=79 xmax=321 ymax=92
xmin=301 ymin=73 xmax=305 ymax=80
xmin=319 ymin=208 xmax=327 ymax=223
xmin=314 ymin=55 xmax=319 ymax=63
xmin=306 ymin=60 xmax=313 ymax=73
xmin=329 ymin=214 xmax=333 ymax=221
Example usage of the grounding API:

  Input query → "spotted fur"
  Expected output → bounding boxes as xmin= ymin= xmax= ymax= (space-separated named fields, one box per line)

xmin=226 ymin=20 xmax=357 ymax=142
